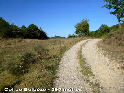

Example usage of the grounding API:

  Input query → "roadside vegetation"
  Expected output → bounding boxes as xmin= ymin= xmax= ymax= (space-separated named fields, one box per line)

xmin=0 ymin=37 xmax=84 ymax=93
xmin=98 ymin=25 xmax=124 ymax=71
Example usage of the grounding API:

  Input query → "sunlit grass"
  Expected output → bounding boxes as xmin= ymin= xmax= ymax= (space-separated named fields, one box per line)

xmin=0 ymin=37 xmax=84 ymax=92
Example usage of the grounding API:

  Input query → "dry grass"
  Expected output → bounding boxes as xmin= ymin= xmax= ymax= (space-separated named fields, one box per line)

xmin=98 ymin=28 xmax=124 ymax=72
xmin=0 ymin=37 xmax=84 ymax=93
xmin=103 ymin=27 xmax=124 ymax=46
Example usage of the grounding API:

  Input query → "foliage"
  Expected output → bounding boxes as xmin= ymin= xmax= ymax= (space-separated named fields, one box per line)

xmin=26 ymin=24 xmax=40 ymax=39
xmin=9 ymin=24 xmax=21 ymax=38
xmin=89 ymin=24 xmax=110 ymax=37
xmin=20 ymin=25 xmax=27 ymax=38
xmin=75 ymin=19 xmax=89 ymax=36
xmin=0 ymin=17 xmax=10 ymax=37
xmin=0 ymin=17 xmax=48 ymax=39
xmin=103 ymin=0 xmax=124 ymax=26
xmin=110 ymin=24 xmax=119 ymax=31
xmin=98 ymin=24 xmax=110 ymax=33
xmin=109 ymin=22 xmax=124 ymax=31
xmin=88 ymin=31 xmax=96 ymax=37
xmin=39 ymin=28 xmax=49 ymax=39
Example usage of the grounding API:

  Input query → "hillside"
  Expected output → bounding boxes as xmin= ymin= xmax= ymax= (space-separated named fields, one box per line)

xmin=98 ymin=25 xmax=124 ymax=72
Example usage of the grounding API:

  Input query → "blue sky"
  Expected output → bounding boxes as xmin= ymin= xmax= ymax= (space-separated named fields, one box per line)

xmin=0 ymin=0 xmax=118 ymax=37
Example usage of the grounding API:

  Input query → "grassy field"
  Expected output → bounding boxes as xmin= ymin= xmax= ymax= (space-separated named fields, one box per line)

xmin=0 ymin=37 xmax=85 ymax=93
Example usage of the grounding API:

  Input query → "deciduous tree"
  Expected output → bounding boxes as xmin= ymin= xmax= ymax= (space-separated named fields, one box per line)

xmin=103 ymin=0 xmax=124 ymax=28
xmin=75 ymin=19 xmax=89 ymax=36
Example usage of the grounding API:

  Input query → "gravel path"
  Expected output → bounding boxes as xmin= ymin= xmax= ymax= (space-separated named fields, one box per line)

xmin=82 ymin=39 xmax=124 ymax=93
xmin=55 ymin=39 xmax=124 ymax=93
xmin=55 ymin=40 xmax=92 ymax=93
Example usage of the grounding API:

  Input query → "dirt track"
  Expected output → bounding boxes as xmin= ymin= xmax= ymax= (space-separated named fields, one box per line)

xmin=55 ymin=39 xmax=124 ymax=93
xmin=82 ymin=39 xmax=124 ymax=93
xmin=55 ymin=40 xmax=92 ymax=93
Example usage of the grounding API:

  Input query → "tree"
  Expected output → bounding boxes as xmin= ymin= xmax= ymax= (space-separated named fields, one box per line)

xmin=0 ymin=17 xmax=48 ymax=39
xmin=103 ymin=0 xmax=124 ymax=28
xmin=27 ymin=24 xmax=48 ymax=39
xmin=20 ymin=25 xmax=28 ymax=38
xmin=99 ymin=24 xmax=110 ymax=33
xmin=21 ymin=25 xmax=27 ymax=33
xmin=10 ymin=24 xmax=21 ymax=38
xmin=75 ymin=19 xmax=89 ymax=36
xmin=27 ymin=24 xmax=40 ymax=39
xmin=0 ymin=17 xmax=10 ymax=37
xmin=95 ymin=24 xmax=110 ymax=37
xmin=39 ymin=28 xmax=48 ymax=39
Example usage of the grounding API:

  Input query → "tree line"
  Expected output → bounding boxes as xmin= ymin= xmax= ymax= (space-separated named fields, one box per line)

xmin=0 ymin=17 xmax=48 ymax=39
xmin=68 ymin=19 xmax=124 ymax=38
xmin=68 ymin=0 xmax=124 ymax=38
xmin=68 ymin=19 xmax=111 ymax=38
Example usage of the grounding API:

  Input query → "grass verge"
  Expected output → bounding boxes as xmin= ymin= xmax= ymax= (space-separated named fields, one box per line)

xmin=0 ymin=37 xmax=85 ymax=93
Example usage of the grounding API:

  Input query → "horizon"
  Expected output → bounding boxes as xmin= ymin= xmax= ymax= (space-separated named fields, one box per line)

xmin=0 ymin=0 xmax=118 ymax=37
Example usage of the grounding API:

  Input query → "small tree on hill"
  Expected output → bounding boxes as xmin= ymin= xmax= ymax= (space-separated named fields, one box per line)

xmin=75 ymin=19 xmax=89 ymax=36
xmin=103 ymin=0 xmax=124 ymax=28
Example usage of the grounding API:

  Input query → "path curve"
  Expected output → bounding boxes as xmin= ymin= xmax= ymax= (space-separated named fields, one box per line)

xmin=55 ymin=40 xmax=92 ymax=93
xmin=82 ymin=39 xmax=124 ymax=93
